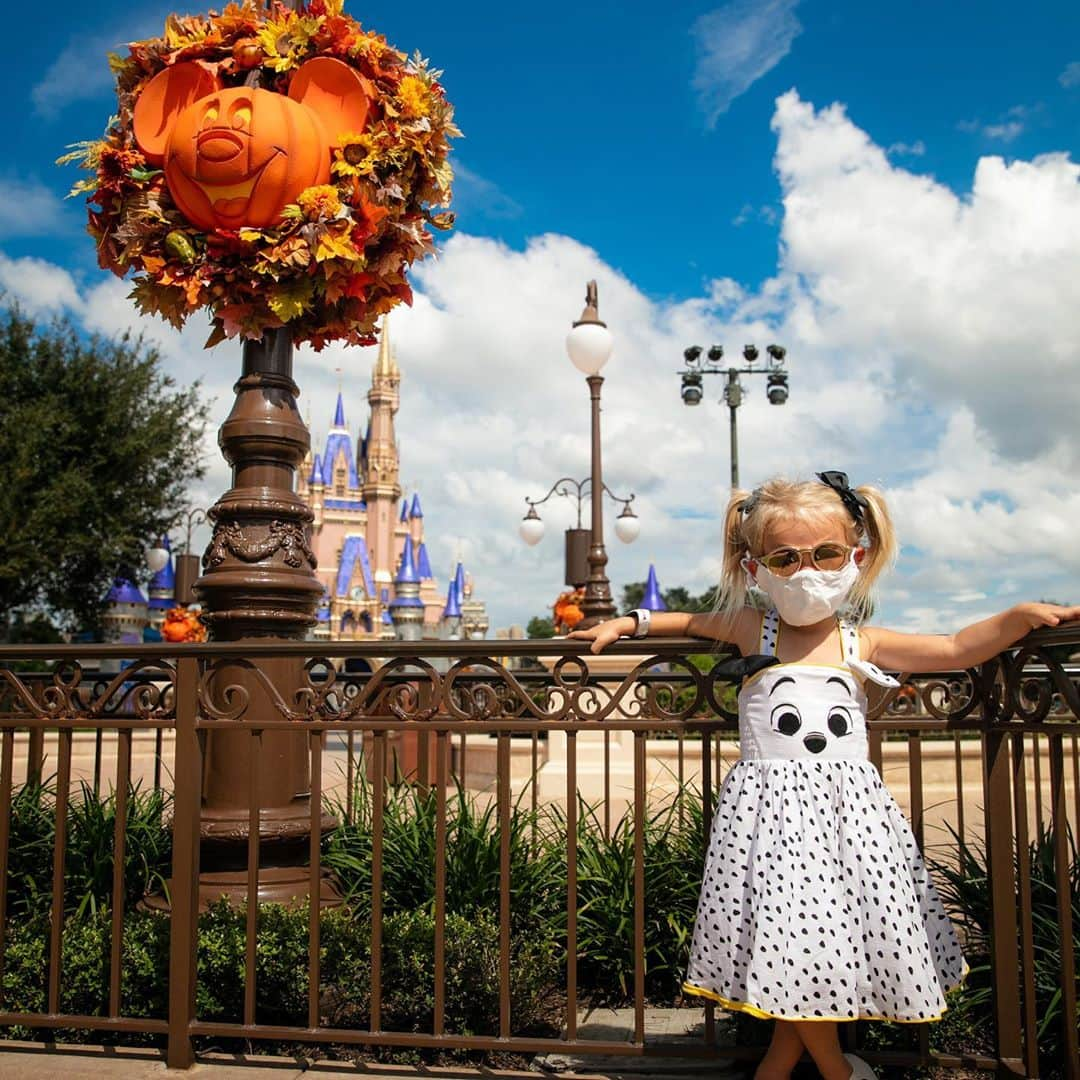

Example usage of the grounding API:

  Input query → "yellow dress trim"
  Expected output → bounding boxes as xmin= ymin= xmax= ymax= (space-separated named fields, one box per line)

xmin=680 ymin=965 xmax=970 ymax=1025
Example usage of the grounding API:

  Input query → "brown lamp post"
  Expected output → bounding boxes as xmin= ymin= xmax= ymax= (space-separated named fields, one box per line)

xmin=557 ymin=282 xmax=639 ymax=630
xmin=188 ymin=327 xmax=337 ymax=908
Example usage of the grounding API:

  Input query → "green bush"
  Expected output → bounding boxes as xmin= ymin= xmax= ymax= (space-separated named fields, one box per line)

xmin=5 ymin=776 xmax=172 ymax=920
xmin=1 ymin=901 xmax=559 ymax=1046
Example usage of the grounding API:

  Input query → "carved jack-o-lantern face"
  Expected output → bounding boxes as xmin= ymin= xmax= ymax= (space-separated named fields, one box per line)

xmin=133 ymin=58 xmax=373 ymax=232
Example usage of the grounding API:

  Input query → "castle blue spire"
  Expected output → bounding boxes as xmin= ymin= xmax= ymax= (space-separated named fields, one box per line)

xmin=642 ymin=564 xmax=667 ymax=611
xmin=395 ymin=535 xmax=421 ymax=584
xmin=453 ymin=562 xmax=466 ymax=605
xmin=410 ymin=493 xmax=423 ymax=518
xmin=106 ymin=577 xmax=147 ymax=605
xmin=416 ymin=542 xmax=433 ymax=579
xmin=399 ymin=499 xmax=409 ymax=523
xmin=321 ymin=392 xmax=359 ymax=488
xmin=442 ymin=577 xmax=462 ymax=618
xmin=309 ymin=452 xmax=323 ymax=485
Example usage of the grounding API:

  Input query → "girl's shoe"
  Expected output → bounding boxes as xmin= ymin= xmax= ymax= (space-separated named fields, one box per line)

xmin=843 ymin=1054 xmax=879 ymax=1080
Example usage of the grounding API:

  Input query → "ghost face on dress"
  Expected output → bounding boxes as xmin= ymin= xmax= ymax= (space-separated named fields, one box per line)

xmin=763 ymin=671 xmax=858 ymax=755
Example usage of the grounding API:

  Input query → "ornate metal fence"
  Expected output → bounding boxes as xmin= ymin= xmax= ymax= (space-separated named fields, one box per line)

xmin=0 ymin=631 xmax=1077 ymax=1077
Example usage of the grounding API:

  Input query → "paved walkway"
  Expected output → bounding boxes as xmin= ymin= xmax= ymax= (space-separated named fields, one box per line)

xmin=0 ymin=1007 xmax=742 ymax=1080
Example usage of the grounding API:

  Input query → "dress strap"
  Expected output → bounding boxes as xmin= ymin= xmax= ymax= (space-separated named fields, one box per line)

xmin=837 ymin=616 xmax=860 ymax=664
xmin=759 ymin=609 xmax=780 ymax=657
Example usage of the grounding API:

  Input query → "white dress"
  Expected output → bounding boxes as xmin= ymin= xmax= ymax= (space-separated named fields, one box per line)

xmin=681 ymin=610 xmax=969 ymax=1022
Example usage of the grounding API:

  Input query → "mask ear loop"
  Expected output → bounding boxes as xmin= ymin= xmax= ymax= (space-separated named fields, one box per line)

xmin=740 ymin=553 xmax=758 ymax=591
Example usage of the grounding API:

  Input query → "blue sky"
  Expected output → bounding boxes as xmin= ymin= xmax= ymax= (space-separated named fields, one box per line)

xmin=2 ymin=0 xmax=1080 ymax=632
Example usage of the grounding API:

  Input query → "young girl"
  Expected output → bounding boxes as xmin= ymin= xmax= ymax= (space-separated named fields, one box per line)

xmin=569 ymin=472 xmax=1079 ymax=1080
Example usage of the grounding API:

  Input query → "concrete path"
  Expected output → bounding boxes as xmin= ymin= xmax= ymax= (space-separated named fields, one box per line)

xmin=0 ymin=1006 xmax=741 ymax=1080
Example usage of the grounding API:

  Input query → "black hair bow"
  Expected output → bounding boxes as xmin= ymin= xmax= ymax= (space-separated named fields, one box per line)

xmin=816 ymin=470 xmax=868 ymax=524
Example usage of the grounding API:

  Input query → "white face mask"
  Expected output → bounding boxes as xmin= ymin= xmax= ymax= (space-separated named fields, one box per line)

xmin=743 ymin=551 xmax=860 ymax=627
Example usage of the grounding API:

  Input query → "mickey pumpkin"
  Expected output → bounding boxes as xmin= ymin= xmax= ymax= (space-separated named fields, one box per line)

xmin=133 ymin=57 xmax=373 ymax=232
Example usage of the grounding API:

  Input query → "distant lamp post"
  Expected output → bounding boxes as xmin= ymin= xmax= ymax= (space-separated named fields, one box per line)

xmin=679 ymin=342 xmax=789 ymax=489
xmin=174 ymin=507 xmax=207 ymax=605
xmin=519 ymin=281 xmax=638 ymax=629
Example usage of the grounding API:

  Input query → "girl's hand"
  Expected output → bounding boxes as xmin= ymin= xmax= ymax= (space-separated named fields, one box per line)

xmin=567 ymin=616 xmax=632 ymax=654
xmin=1013 ymin=602 xmax=1080 ymax=630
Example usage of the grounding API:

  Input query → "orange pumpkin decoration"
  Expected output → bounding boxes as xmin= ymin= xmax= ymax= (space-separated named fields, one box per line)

xmin=162 ymin=605 xmax=208 ymax=643
xmin=133 ymin=57 xmax=373 ymax=232
xmin=553 ymin=587 xmax=587 ymax=633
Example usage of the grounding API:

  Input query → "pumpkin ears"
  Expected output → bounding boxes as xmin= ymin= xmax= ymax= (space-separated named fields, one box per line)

xmin=133 ymin=57 xmax=375 ymax=166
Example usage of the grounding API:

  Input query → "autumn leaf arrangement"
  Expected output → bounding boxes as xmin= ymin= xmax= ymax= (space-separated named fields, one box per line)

xmin=61 ymin=0 xmax=458 ymax=350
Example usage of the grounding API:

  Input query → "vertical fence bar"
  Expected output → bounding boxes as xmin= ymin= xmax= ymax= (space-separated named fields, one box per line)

xmin=308 ymin=728 xmax=322 ymax=1030
xmin=109 ymin=728 xmax=132 ymax=1017
xmin=908 ymin=733 xmax=925 ymax=851
xmin=346 ymin=730 xmax=355 ymax=825
xmin=603 ymin=729 xmax=611 ymax=840
xmin=700 ymin=728 xmax=715 ymax=1046
xmin=677 ymin=731 xmax=685 ymax=830
xmin=27 ymin=727 xmax=44 ymax=783
xmin=167 ymin=657 xmax=202 ymax=1068
xmin=632 ymin=730 xmax=645 ymax=1046
xmin=565 ymin=729 xmax=577 ymax=1042
xmin=47 ymin=727 xmax=73 ymax=1015
xmin=982 ymin=726 xmax=1023 ymax=1071
xmin=1048 ymin=734 xmax=1079 ymax=1078
xmin=370 ymin=731 xmax=385 ymax=1031
xmin=433 ymin=730 xmax=447 ymax=1037
xmin=498 ymin=730 xmax=511 ymax=1039
xmin=1031 ymin=732 xmax=1044 ymax=836
xmin=244 ymin=729 xmax=261 ymax=1027
xmin=93 ymin=728 xmax=103 ymax=797
xmin=1010 ymin=732 xmax=1039 ymax=1078
xmin=953 ymin=732 xmax=965 ymax=845
xmin=1072 ymin=733 xmax=1079 ymax=840
xmin=154 ymin=728 xmax=164 ymax=793
xmin=0 ymin=727 xmax=14 ymax=1004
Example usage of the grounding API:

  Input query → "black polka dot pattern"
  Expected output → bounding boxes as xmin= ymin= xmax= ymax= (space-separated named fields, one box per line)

xmin=682 ymin=613 xmax=969 ymax=1023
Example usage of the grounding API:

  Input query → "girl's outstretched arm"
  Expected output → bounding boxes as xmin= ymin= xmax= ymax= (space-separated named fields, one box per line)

xmin=865 ymin=602 xmax=1080 ymax=673
xmin=568 ymin=608 xmax=758 ymax=654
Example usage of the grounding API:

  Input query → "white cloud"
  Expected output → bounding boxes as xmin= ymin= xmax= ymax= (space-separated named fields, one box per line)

xmin=0 ymin=178 xmax=72 ymax=238
xmin=691 ymin=0 xmax=802 ymax=127
xmin=1059 ymin=61 xmax=1080 ymax=88
xmin=0 ymin=253 xmax=83 ymax=315
xmin=451 ymin=162 xmax=523 ymax=222
xmin=770 ymin=90 xmax=1080 ymax=462
xmin=886 ymin=140 xmax=926 ymax=158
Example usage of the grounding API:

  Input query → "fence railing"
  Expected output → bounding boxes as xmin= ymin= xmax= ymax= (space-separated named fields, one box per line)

xmin=0 ymin=630 xmax=1077 ymax=1077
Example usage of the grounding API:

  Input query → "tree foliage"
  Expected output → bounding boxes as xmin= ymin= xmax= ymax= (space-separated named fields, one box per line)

xmin=620 ymin=581 xmax=720 ymax=614
xmin=0 ymin=304 xmax=210 ymax=632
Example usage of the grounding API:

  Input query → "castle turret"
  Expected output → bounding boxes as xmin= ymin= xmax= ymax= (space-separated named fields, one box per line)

xmin=388 ymin=535 xmax=424 ymax=641
xmin=409 ymin=492 xmax=423 ymax=547
xmin=379 ymin=586 xmax=396 ymax=641
xmin=363 ymin=319 xmax=402 ymax=587
xmin=460 ymin=570 xmax=490 ymax=640
xmin=441 ymin=576 xmax=462 ymax=640
xmin=642 ymin=564 xmax=668 ymax=611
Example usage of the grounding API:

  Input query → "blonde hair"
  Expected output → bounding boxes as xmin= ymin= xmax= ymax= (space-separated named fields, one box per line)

xmin=717 ymin=475 xmax=897 ymax=622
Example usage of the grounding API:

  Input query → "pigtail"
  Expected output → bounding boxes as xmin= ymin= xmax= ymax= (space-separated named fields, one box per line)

xmin=717 ymin=487 xmax=754 ymax=616
xmin=848 ymin=484 xmax=897 ymax=620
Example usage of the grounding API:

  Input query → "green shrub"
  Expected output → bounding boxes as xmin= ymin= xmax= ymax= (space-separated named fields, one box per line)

xmin=5 ymin=777 xmax=172 ymax=920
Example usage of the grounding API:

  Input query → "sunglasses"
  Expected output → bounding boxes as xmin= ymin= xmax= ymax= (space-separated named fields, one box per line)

xmin=756 ymin=542 xmax=854 ymax=577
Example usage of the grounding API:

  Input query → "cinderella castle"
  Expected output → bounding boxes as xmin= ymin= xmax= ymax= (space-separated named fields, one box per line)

xmin=296 ymin=320 xmax=489 ymax=642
